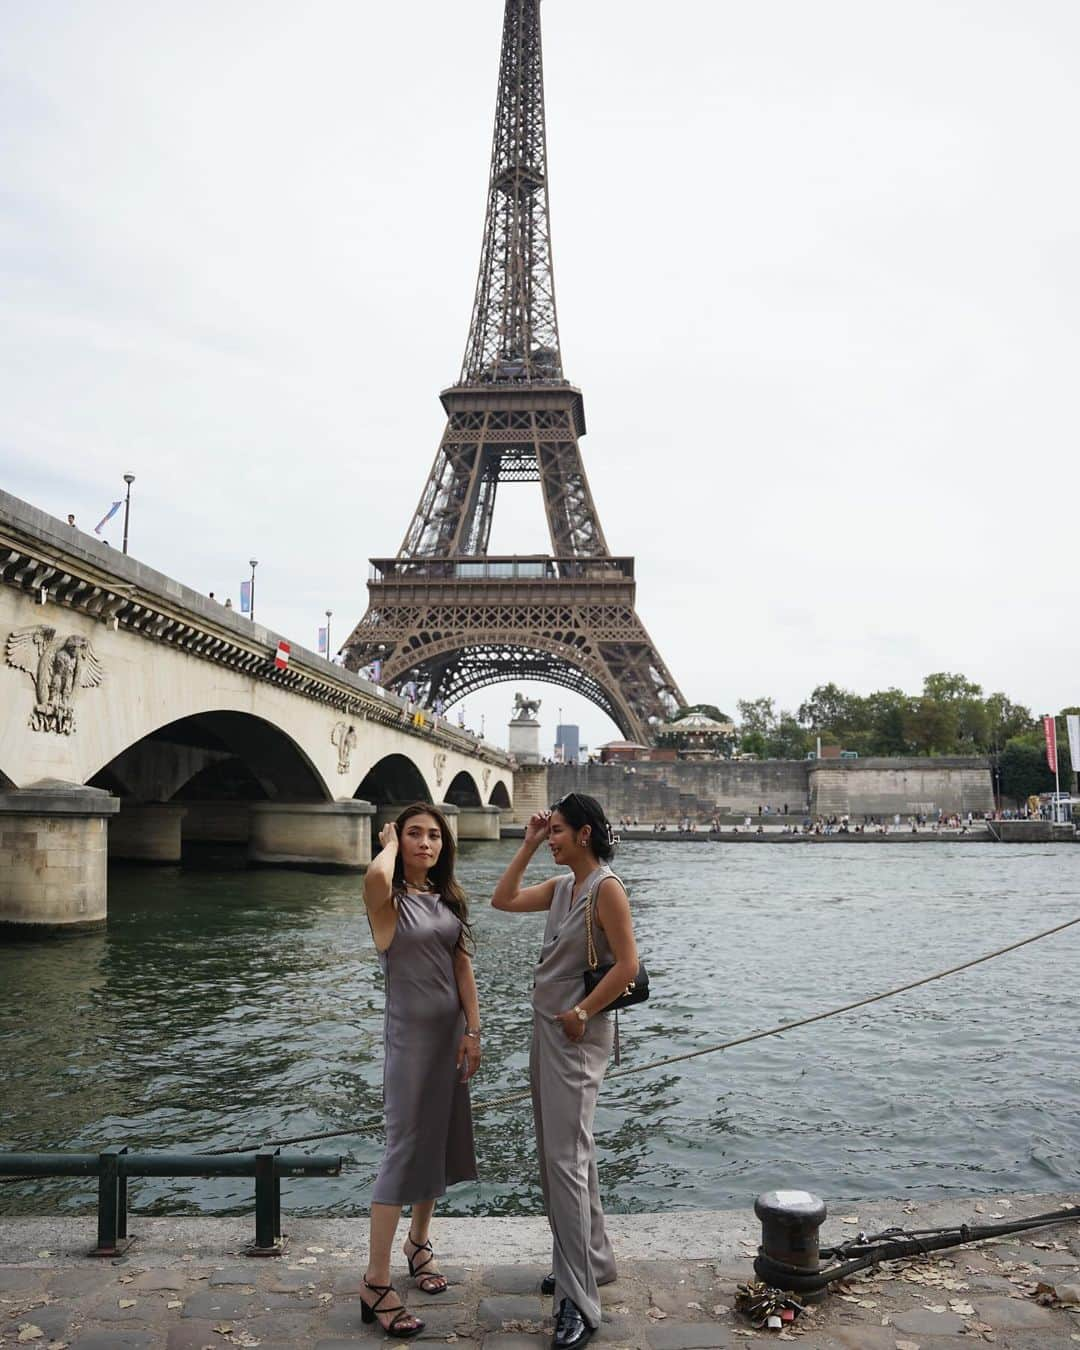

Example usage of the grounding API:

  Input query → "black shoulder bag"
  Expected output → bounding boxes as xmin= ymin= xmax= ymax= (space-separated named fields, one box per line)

xmin=583 ymin=874 xmax=650 ymax=1004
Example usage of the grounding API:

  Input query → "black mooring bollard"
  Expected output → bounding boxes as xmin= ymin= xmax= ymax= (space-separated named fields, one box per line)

xmin=753 ymin=1190 xmax=828 ymax=1296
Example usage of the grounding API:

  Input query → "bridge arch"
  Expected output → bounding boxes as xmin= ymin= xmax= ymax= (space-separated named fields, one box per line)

xmin=444 ymin=770 xmax=482 ymax=808
xmin=382 ymin=633 xmax=639 ymax=741
xmin=489 ymin=779 xmax=511 ymax=810
xmin=356 ymin=753 xmax=433 ymax=809
xmin=87 ymin=711 xmax=331 ymax=804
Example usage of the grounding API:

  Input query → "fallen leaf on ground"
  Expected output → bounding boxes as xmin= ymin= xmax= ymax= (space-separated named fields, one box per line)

xmin=646 ymin=1307 xmax=667 ymax=1320
xmin=305 ymin=1246 xmax=325 ymax=1254
xmin=212 ymin=1324 xmax=234 ymax=1335
xmin=924 ymin=1304 xmax=947 ymax=1314
xmin=17 ymin=1328 xmax=44 ymax=1343
xmin=895 ymin=1341 xmax=921 ymax=1350
xmin=167 ymin=1300 xmax=183 ymax=1309
xmin=839 ymin=1215 xmax=860 ymax=1224
xmin=295 ymin=1256 xmax=317 ymax=1265
xmin=686 ymin=1301 xmax=702 ymax=1310
xmin=118 ymin=1299 xmax=136 ymax=1308
xmin=712 ymin=1304 xmax=730 ymax=1316
xmin=948 ymin=1300 xmax=975 ymax=1315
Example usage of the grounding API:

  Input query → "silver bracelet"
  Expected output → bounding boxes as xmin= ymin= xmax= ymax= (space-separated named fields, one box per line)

xmin=464 ymin=1028 xmax=481 ymax=1039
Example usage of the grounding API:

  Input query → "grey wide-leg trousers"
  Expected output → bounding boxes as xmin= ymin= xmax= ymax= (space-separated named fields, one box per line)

xmin=530 ymin=1010 xmax=616 ymax=1329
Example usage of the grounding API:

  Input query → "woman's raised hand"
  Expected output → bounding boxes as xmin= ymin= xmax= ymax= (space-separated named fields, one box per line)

xmin=378 ymin=821 xmax=399 ymax=850
xmin=523 ymin=811 xmax=551 ymax=846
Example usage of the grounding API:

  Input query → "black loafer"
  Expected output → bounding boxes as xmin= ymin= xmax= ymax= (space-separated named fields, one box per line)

xmin=553 ymin=1298 xmax=594 ymax=1350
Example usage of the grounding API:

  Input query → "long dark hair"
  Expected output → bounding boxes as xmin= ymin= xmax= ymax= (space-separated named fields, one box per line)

xmin=393 ymin=802 xmax=474 ymax=953
xmin=550 ymin=791 xmax=616 ymax=862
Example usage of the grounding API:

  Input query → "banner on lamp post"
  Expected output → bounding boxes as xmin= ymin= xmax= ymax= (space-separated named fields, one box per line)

xmin=1043 ymin=714 xmax=1058 ymax=775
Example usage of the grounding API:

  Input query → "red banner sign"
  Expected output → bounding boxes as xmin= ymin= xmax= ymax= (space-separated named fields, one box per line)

xmin=1043 ymin=714 xmax=1058 ymax=774
xmin=274 ymin=641 xmax=291 ymax=671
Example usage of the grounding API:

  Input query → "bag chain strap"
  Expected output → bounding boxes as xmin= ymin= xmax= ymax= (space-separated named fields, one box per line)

xmin=585 ymin=883 xmax=599 ymax=972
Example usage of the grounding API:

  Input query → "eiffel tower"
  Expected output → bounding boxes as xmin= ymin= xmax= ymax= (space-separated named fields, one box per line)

xmin=342 ymin=0 xmax=685 ymax=744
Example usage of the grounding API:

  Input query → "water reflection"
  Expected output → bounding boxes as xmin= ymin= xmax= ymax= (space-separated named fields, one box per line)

xmin=2 ymin=841 xmax=1079 ymax=1215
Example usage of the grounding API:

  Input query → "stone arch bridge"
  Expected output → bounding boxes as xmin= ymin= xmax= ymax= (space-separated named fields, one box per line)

xmin=0 ymin=491 xmax=516 ymax=931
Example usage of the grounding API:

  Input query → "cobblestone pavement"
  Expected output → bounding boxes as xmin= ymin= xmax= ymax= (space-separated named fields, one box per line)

xmin=1 ymin=1203 xmax=1078 ymax=1350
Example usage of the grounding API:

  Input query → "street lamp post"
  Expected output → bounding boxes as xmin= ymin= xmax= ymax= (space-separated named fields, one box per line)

xmin=121 ymin=474 xmax=135 ymax=555
xmin=325 ymin=609 xmax=333 ymax=658
xmin=249 ymin=559 xmax=258 ymax=623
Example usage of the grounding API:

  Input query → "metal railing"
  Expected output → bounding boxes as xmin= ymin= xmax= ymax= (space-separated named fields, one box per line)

xmin=0 ymin=1145 xmax=342 ymax=1257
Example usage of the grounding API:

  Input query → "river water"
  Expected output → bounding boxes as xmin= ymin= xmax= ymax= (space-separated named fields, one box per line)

xmin=2 ymin=841 xmax=1079 ymax=1218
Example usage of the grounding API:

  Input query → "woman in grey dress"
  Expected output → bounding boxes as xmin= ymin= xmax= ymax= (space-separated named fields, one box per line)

xmin=492 ymin=793 xmax=640 ymax=1350
xmin=360 ymin=802 xmax=481 ymax=1337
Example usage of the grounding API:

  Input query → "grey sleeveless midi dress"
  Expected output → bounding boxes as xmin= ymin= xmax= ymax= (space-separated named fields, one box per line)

xmin=372 ymin=888 xmax=477 ymax=1206
xmin=530 ymin=864 xmax=618 ymax=1329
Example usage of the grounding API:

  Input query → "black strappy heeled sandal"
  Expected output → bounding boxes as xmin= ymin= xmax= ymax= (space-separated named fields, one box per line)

xmin=360 ymin=1277 xmax=424 ymax=1337
xmin=405 ymin=1233 xmax=449 ymax=1294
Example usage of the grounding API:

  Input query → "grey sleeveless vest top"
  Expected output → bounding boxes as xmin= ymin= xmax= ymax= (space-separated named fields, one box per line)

xmin=531 ymin=864 xmax=616 ymax=1017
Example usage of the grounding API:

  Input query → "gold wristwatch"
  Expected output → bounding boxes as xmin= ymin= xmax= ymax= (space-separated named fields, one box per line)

xmin=572 ymin=1005 xmax=588 ymax=1023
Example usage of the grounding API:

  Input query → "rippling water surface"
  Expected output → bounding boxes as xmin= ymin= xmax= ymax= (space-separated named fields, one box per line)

xmin=2 ymin=841 xmax=1079 ymax=1217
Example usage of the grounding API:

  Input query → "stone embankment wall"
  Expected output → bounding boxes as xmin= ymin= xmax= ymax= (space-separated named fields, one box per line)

xmin=544 ymin=756 xmax=994 ymax=820
xmin=810 ymin=759 xmax=994 ymax=818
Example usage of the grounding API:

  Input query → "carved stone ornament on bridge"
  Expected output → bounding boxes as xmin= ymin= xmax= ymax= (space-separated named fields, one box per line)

xmin=331 ymin=721 xmax=358 ymax=774
xmin=5 ymin=625 xmax=104 ymax=735
xmin=433 ymin=751 xmax=448 ymax=787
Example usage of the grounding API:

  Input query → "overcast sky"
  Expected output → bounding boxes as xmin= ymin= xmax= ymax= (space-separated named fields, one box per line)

xmin=3 ymin=1 xmax=1077 ymax=753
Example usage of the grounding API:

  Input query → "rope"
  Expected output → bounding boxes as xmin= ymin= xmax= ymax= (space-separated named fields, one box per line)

xmin=199 ymin=912 xmax=1080 ymax=1152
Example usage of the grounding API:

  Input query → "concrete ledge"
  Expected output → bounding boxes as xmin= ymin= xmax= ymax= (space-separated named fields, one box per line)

xmin=249 ymin=799 xmax=376 ymax=871
xmin=0 ymin=781 xmax=119 ymax=817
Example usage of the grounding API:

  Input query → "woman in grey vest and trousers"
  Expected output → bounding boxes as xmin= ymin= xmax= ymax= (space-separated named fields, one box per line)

xmin=493 ymin=793 xmax=640 ymax=1350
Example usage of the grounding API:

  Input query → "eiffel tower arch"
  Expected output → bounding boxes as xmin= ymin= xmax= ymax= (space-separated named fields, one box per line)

xmin=342 ymin=0 xmax=685 ymax=745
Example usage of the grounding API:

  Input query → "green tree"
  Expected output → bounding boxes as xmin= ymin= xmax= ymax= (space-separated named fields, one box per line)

xmin=998 ymin=740 xmax=1054 ymax=803
xmin=983 ymin=693 xmax=1035 ymax=752
xmin=765 ymin=713 xmax=811 ymax=759
xmin=798 ymin=683 xmax=859 ymax=732
xmin=864 ymin=688 xmax=913 ymax=755
xmin=923 ymin=672 xmax=984 ymax=703
xmin=904 ymin=697 xmax=959 ymax=755
xmin=736 ymin=697 xmax=777 ymax=737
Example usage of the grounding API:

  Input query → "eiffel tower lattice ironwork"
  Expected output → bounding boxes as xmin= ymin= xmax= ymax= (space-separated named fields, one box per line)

xmin=342 ymin=0 xmax=685 ymax=743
